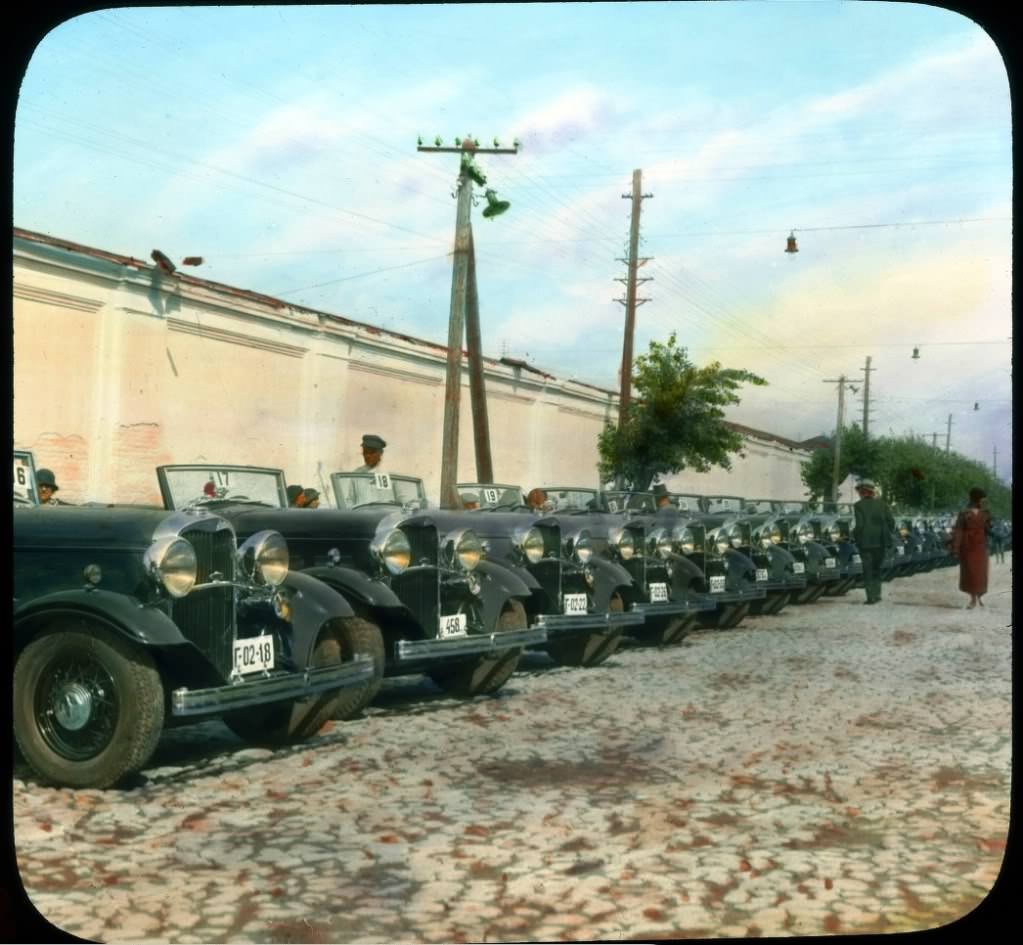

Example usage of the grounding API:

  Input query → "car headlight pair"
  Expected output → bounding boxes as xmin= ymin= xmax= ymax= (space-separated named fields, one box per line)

xmin=607 ymin=526 xmax=636 ymax=561
xmin=563 ymin=530 xmax=594 ymax=565
xmin=671 ymin=525 xmax=697 ymax=554
xmin=517 ymin=526 xmax=546 ymax=564
xmin=445 ymin=529 xmax=484 ymax=571
xmin=646 ymin=527 xmax=673 ymax=559
xmin=145 ymin=529 xmax=290 ymax=598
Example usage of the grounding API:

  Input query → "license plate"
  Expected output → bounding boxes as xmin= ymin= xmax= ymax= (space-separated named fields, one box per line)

xmin=709 ymin=575 xmax=726 ymax=593
xmin=439 ymin=613 xmax=468 ymax=638
xmin=825 ymin=558 xmax=837 ymax=569
xmin=793 ymin=562 xmax=805 ymax=574
xmin=896 ymin=546 xmax=904 ymax=555
xmin=564 ymin=593 xmax=588 ymax=615
xmin=649 ymin=582 xmax=668 ymax=602
xmin=852 ymin=554 xmax=862 ymax=564
xmin=234 ymin=635 xmax=274 ymax=674
xmin=755 ymin=568 xmax=769 ymax=582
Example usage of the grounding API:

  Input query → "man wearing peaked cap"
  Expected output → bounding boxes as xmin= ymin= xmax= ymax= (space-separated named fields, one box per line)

xmin=652 ymin=482 xmax=674 ymax=510
xmin=354 ymin=434 xmax=387 ymax=472
xmin=853 ymin=478 xmax=895 ymax=605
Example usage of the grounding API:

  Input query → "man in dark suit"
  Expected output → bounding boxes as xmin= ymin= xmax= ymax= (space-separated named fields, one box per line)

xmin=852 ymin=478 xmax=896 ymax=604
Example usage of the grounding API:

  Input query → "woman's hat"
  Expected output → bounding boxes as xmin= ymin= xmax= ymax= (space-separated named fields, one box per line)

xmin=36 ymin=469 xmax=59 ymax=491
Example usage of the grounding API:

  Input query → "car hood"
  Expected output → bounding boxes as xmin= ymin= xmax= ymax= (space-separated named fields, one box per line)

xmin=14 ymin=505 xmax=197 ymax=550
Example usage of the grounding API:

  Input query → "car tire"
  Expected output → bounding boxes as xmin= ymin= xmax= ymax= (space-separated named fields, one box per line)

xmin=428 ymin=600 xmax=527 ymax=697
xmin=545 ymin=593 xmax=625 ymax=667
xmin=329 ymin=616 xmax=386 ymax=719
xmin=14 ymin=622 xmax=165 ymax=789
xmin=225 ymin=617 xmax=382 ymax=745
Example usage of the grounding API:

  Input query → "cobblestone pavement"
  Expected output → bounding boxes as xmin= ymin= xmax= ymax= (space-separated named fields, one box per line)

xmin=14 ymin=557 xmax=1011 ymax=943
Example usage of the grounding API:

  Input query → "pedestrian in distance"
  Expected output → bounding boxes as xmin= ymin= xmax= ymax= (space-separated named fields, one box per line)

xmin=951 ymin=487 xmax=992 ymax=608
xmin=36 ymin=468 xmax=69 ymax=506
xmin=852 ymin=478 xmax=895 ymax=605
xmin=525 ymin=487 xmax=549 ymax=512
xmin=286 ymin=484 xmax=304 ymax=507
xmin=354 ymin=434 xmax=386 ymax=473
xmin=652 ymin=483 xmax=674 ymax=511
xmin=299 ymin=488 xmax=321 ymax=509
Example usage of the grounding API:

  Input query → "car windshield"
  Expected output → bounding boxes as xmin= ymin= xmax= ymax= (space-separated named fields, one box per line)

xmin=331 ymin=472 xmax=427 ymax=511
xmin=744 ymin=499 xmax=774 ymax=513
xmin=669 ymin=494 xmax=702 ymax=512
xmin=161 ymin=466 xmax=285 ymax=509
xmin=603 ymin=491 xmax=655 ymax=513
xmin=705 ymin=496 xmax=744 ymax=513
xmin=775 ymin=501 xmax=807 ymax=514
xmin=456 ymin=483 xmax=526 ymax=509
xmin=541 ymin=488 xmax=602 ymax=512
xmin=13 ymin=452 xmax=40 ymax=506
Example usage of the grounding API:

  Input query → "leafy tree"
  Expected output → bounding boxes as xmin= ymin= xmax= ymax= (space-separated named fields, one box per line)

xmin=597 ymin=333 xmax=767 ymax=491
xmin=800 ymin=423 xmax=879 ymax=502
xmin=802 ymin=430 xmax=1012 ymax=516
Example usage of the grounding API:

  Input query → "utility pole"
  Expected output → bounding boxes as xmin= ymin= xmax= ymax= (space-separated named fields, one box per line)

xmin=860 ymin=355 xmax=874 ymax=437
xmin=615 ymin=169 xmax=653 ymax=427
xmin=823 ymin=375 xmax=856 ymax=503
xmin=464 ymin=227 xmax=493 ymax=483
xmin=418 ymin=135 xmax=518 ymax=507
xmin=946 ymin=413 xmax=953 ymax=454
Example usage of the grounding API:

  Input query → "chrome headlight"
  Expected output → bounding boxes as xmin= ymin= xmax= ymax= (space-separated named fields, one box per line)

xmin=144 ymin=535 xmax=197 ymax=598
xmin=372 ymin=527 xmax=411 ymax=575
xmin=450 ymin=529 xmax=484 ymax=571
xmin=829 ymin=526 xmax=842 ymax=543
xmin=727 ymin=524 xmax=743 ymax=549
xmin=708 ymin=529 xmax=730 ymax=555
xmin=899 ymin=526 xmax=909 ymax=537
xmin=239 ymin=530 xmax=289 ymax=587
xmin=516 ymin=526 xmax=545 ymax=565
xmin=609 ymin=526 xmax=636 ymax=561
xmin=570 ymin=529 xmax=594 ymax=565
xmin=795 ymin=523 xmax=813 ymax=544
xmin=672 ymin=525 xmax=696 ymax=554
xmin=757 ymin=528 xmax=772 ymax=550
xmin=647 ymin=527 xmax=673 ymax=559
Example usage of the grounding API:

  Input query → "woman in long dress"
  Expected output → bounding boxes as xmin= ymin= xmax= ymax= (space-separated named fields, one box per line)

xmin=952 ymin=487 xmax=992 ymax=608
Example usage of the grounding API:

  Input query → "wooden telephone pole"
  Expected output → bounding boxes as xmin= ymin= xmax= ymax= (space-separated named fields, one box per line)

xmin=615 ymin=169 xmax=653 ymax=426
xmin=418 ymin=136 xmax=518 ymax=507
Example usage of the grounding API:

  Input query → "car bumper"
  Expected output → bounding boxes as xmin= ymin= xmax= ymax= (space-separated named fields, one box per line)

xmin=708 ymin=584 xmax=767 ymax=604
xmin=808 ymin=565 xmax=842 ymax=584
xmin=534 ymin=609 xmax=645 ymax=636
xmin=171 ymin=655 xmax=376 ymax=717
xmin=630 ymin=596 xmax=717 ymax=618
xmin=395 ymin=626 xmax=547 ymax=662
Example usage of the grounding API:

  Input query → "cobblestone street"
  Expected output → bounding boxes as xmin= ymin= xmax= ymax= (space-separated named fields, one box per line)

xmin=14 ymin=558 xmax=1012 ymax=943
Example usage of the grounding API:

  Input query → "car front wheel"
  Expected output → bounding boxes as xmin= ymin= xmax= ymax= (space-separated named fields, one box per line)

xmin=428 ymin=600 xmax=527 ymax=697
xmin=14 ymin=622 xmax=165 ymax=789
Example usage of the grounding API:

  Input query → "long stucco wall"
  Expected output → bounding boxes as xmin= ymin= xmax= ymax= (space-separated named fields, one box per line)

xmin=13 ymin=232 xmax=814 ymax=506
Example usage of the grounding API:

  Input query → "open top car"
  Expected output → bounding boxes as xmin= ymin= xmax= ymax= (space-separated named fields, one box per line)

xmin=159 ymin=465 xmax=544 ymax=700
xmin=13 ymin=452 xmax=374 ymax=789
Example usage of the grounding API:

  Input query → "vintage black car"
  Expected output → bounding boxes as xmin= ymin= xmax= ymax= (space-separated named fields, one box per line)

xmin=455 ymin=482 xmax=648 ymax=663
xmin=598 ymin=489 xmax=764 ymax=630
xmin=812 ymin=505 xmax=863 ymax=596
xmin=763 ymin=500 xmax=843 ymax=603
xmin=158 ymin=466 xmax=545 ymax=701
xmin=13 ymin=451 xmax=374 ymax=789
xmin=697 ymin=495 xmax=804 ymax=615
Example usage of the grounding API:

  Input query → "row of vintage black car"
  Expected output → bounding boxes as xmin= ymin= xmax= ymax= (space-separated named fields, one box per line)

xmin=13 ymin=453 xmax=993 ymax=788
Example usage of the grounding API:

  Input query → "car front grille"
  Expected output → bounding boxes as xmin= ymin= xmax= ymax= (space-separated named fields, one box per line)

xmin=530 ymin=558 xmax=562 ymax=603
xmin=405 ymin=523 xmax=438 ymax=567
xmin=171 ymin=524 xmax=236 ymax=681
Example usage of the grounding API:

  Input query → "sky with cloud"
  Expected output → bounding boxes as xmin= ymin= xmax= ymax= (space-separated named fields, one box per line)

xmin=14 ymin=2 xmax=1013 ymax=482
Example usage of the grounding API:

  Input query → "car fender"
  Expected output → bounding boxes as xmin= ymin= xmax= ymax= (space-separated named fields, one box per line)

xmin=724 ymin=549 xmax=757 ymax=581
xmin=588 ymin=556 xmax=636 ymax=607
xmin=765 ymin=544 xmax=796 ymax=574
xmin=666 ymin=553 xmax=705 ymax=598
xmin=270 ymin=571 xmax=356 ymax=668
xmin=473 ymin=559 xmax=532 ymax=632
xmin=14 ymin=589 xmax=185 ymax=653
xmin=302 ymin=565 xmax=406 ymax=613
